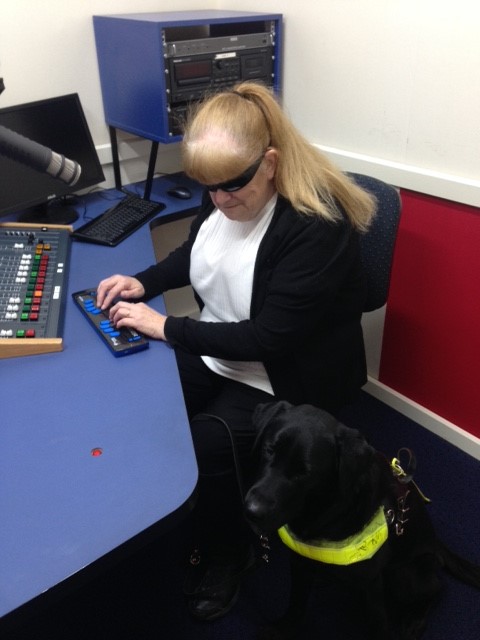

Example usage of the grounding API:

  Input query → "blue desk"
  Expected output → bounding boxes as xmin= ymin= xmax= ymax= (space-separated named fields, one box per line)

xmin=0 ymin=176 xmax=202 ymax=621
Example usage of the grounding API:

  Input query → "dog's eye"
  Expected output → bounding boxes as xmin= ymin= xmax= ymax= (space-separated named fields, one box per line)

xmin=284 ymin=460 xmax=308 ymax=480
xmin=262 ymin=444 xmax=276 ymax=458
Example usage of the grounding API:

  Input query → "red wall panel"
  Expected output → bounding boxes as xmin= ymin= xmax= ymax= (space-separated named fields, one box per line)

xmin=380 ymin=190 xmax=480 ymax=438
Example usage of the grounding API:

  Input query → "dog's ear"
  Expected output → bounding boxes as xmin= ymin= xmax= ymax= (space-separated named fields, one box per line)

xmin=252 ymin=400 xmax=293 ymax=430
xmin=336 ymin=426 xmax=376 ymax=499
xmin=250 ymin=401 xmax=293 ymax=468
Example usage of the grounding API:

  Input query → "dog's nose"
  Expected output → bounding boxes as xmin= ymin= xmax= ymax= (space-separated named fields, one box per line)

xmin=244 ymin=495 xmax=271 ymax=527
xmin=244 ymin=498 xmax=262 ymax=521
xmin=244 ymin=498 xmax=267 ymax=535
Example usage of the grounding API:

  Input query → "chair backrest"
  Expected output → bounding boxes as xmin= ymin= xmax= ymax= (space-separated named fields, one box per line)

xmin=348 ymin=172 xmax=402 ymax=312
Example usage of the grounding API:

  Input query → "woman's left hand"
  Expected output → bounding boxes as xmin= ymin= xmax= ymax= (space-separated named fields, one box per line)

xmin=109 ymin=301 xmax=167 ymax=341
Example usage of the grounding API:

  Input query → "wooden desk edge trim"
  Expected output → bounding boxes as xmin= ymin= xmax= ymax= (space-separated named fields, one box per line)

xmin=0 ymin=222 xmax=73 ymax=232
xmin=0 ymin=338 xmax=63 ymax=359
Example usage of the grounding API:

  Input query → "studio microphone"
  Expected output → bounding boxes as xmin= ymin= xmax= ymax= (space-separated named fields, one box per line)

xmin=0 ymin=124 xmax=81 ymax=186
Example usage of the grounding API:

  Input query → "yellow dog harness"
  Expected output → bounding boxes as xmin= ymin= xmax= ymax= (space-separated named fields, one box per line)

xmin=277 ymin=455 xmax=430 ymax=566
xmin=278 ymin=506 xmax=388 ymax=565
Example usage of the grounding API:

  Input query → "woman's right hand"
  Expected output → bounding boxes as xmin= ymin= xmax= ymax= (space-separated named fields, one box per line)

xmin=96 ymin=274 xmax=145 ymax=310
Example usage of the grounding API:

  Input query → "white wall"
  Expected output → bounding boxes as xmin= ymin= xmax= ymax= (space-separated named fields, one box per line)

xmin=2 ymin=1 xmax=479 ymax=204
xmin=225 ymin=0 xmax=480 ymax=206
xmin=1 ymin=1 xmax=209 ymax=141
xmin=1 ymin=1 xmax=207 ymax=185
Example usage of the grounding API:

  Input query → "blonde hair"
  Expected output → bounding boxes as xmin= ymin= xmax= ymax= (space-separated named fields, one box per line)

xmin=182 ymin=82 xmax=376 ymax=231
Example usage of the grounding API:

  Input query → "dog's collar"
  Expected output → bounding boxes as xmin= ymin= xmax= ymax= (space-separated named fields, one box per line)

xmin=278 ymin=506 xmax=388 ymax=565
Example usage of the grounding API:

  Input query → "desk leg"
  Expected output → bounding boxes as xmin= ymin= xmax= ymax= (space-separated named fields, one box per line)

xmin=109 ymin=126 xmax=122 ymax=191
xmin=144 ymin=141 xmax=159 ymax=201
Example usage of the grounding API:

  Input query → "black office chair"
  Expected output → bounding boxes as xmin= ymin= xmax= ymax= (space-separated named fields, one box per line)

xmin=347 ymin=172 xmax=402 ymax=312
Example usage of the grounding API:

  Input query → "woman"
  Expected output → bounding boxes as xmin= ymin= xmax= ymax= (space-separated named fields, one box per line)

xmin=96 ymin=81 xmax=376 ymax=621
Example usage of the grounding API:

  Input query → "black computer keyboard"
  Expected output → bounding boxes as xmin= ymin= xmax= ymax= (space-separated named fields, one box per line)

xmin=72 ymin=194 xmax=165 ymax=246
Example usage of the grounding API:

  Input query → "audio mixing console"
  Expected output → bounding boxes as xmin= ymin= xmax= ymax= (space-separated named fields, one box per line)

xmin=0 ymin=223 xmax=71 ymax=358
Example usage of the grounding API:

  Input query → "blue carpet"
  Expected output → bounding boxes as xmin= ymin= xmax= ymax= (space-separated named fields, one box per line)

xmin=4 ymin=392 xmax=480 ymax=639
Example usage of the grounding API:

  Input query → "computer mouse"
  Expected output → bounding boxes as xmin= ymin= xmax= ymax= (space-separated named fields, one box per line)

xmin=167 ymin=185 xmax=192 ymax=200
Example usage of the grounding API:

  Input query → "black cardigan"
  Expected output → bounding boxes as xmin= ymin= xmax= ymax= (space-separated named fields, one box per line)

xmin=135 ymin=192 xmax=367 ymax=412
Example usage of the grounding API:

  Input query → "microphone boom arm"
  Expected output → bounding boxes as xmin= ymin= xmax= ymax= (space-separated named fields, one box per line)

xmin=0 ymin=123 xmax=81 ymax=186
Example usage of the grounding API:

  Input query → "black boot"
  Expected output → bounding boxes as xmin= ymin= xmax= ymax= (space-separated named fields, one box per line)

xmin=184 ymin=544 xmax=256 ymax=621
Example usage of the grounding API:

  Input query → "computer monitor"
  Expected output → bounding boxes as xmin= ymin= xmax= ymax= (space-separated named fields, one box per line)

xmin=0 ymin=93 xmax=105 ymax=224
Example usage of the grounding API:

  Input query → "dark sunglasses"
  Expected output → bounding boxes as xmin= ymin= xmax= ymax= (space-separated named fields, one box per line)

xmin=206 ymin=155 xmax=264 ymax=192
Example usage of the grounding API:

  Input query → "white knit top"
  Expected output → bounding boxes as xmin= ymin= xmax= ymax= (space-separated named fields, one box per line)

xmin=190 ymin=195 xmax=277 ymax=394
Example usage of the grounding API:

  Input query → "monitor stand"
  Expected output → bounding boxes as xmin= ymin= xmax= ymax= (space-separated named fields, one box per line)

xmin=17 ymin=196 xmax=79 ymax=225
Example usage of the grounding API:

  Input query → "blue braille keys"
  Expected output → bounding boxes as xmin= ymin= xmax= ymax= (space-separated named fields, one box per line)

xmin=72 ymin=289 xmax=149 ymax=356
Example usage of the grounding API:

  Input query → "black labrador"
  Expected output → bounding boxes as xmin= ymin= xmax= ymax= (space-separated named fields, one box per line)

xmin=244 ymin=401 xmax=480 ymax=640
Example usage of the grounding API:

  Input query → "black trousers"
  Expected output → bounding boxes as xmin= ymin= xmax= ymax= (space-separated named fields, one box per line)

xmin=175 ymin=347 xmax=273 ymax=556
